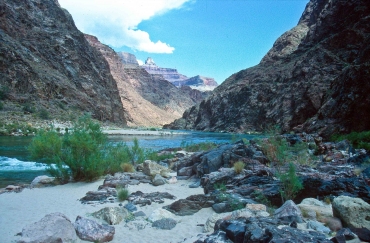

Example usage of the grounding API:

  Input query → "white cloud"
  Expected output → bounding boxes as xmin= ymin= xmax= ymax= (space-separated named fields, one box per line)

xmin=59 ymin=0 xmax=191 ymax=53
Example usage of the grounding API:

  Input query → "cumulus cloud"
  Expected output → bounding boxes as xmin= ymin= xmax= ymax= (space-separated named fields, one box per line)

xmin=59 ymin=0 xmax=191 ymax=53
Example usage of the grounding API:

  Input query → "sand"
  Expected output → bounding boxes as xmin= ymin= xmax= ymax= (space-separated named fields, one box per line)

xmin=0 ymin=178 xmax=213 ymax=243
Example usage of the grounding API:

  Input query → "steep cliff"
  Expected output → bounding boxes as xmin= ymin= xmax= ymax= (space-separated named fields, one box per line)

xmin=0 ymin=0 xmax=127 ymax=124
xmin=85 ymin=35 xmax=203 ymax=126
xmin=165 ymin=0 xmax=370 ymax=138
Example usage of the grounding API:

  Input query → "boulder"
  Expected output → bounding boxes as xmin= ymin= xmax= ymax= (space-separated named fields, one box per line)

xmin=298 ymin=198 xmax=333 ymax=220
xmin=163 ymin=194 xmax=214 ymax=216
xmin=142 ymin=160 xmax=171 ymax=177
xmin=306 ymin=220 xmax=331 ymax=234
xmin=332 ymin=196 xmax=370 ymax=228
xmin=152 ymin=218 xmax=177 ymax=230
xmin=274 ymin=200 xmax=303 ymax=223
xmin=92 ymin=207 xmax=131 ymax=225
xmin=74 ymin=216 xmax=115 ymax=242
xmin=152 ymin=174 xmax=167 ymax=186
xmin=148 ymin=208 xmax=176 ymax=222
xmin=203 ymin=208 xmax=269 ymax=233
xmin=331 ymin=228 xmax=360 ymax=243
xmin=17 ymin=213 xmax=77 ymax=243
xmin=80 ymin=188 xmax=117 ymax=204
xmin=30 ymin=175 xmax=56 ymax=188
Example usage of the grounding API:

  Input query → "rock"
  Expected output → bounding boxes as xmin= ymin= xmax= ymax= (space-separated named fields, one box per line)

xmin=331 ymin=228 xmax=360 ymax=243
xmin=163 ymin=194 xmax=214 ymax=216
xmin=152 ymin=218 xmax=177 ymax=230
xmin=332 ymin=196 xmax=370 ymax=228
xmin=74 ymin=216 xmax=115 ymax=243
xmin=306 ymin=220 xmax=331 ymax=234
xmin=148 ymin=208 xmax=176 ymax=222
xmin=178 ymin=166 xmax=194 ymax=176
xmin=152 ymin=174 xmax=167 ymax=186
xmin=5 ymin=185 xmax=22 ymax=192
xmin=124 ymin=219 xmax=149 ymax=231
xmin=92 ymin=207 xmax=130 ymax=225
xmin=298 ymin=198 xmax=333 ymax=220
xmin=142 ymin=160 xmax=171 ymax=177
xmin=246 ymin=204 xmax=267 ymax=212
xmin=203 ymin=208 xmax=269 ymax=233
xmin=212 ymin=203 xmax=228 ymax=213
xmin=199 ymin=217 xmax=331 ymax=243
xmin=218 ymin=220 xmax=246 ymax=243
xmin=168 ymin=176 xmax=177 ymax=184
xmin=350 ymin=227 xmax=370 ymax=242
xmin=128 ymin=191 xmax=176 ymax=206
xmin=274 ymin=200 xmax=303 ymax=223
xmin=124 ymin=203 xmax=137 ymax=212
xmin=30 ymin=175 xmax=56 ymax=188
xmin=1 ymin=0 xmax=126 ymax=124
xmin=196 ymin=230 xmax=233 ymax=243
xmin=17 ymin=213 xmax=77 ymax=243
xmin=80 ymin=188 xmax=117 ymax=204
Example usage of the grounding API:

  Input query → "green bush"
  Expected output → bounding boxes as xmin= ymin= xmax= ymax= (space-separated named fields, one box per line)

xmin=332 ymin=131 xmax=370 ymax=151
xmin=277 ymin=162 xmax=303 ymax=202
xmin=29 ymin=116 xmax=149 ymax=182
xmin=0 ymin=101 xmax=3 ymax=110
xmin=117 ymin=187 xmax=129 ymax=202
xmin=181 ymin=141 xmax=218 ymax=152
xmin=233 ymin=161 xmax=245 ymax=174
xmin=22 ymin=103 xmax=36 ymax=113
xmin=39 ymin=108 xmax=50 ymax=120
xmin=146 ymin=150 xmax=175 ymax=161
xmin=214 ymin=182 xmax=227 ymax=192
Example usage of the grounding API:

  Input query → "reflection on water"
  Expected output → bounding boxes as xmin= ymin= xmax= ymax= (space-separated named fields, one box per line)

xmin=0 ymin=131 xmax=261 ymax=187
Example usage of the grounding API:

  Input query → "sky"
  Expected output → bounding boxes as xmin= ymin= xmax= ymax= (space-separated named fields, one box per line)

xmin=58 ymin=0 xmax=309 ymax=84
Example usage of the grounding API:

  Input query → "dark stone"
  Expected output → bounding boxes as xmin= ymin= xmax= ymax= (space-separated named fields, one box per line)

xmin=163 ymin=194 xmax=213 ymax=216
xmin=124 ymin=203 xmax=137 ymax=212
xmin=212 ymin=203 xmax=228 ymax=213
xmin=219 ymin=220 xmax=247 ymax=243
xmin=128 ymin=191 xmax=176 ymax=206
xmin=152 ymin=218 xmax=177 ymax=230
xmin=350 ymin=227 xmax=370 ymax=242
xmin=331 ymin=228 xmax=358 ymax=243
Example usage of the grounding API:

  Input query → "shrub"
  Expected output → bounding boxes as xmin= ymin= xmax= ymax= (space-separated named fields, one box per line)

xmin=332 ymin=131 xmax=370 ymax=151
xmin=181 ymin=141 xmax=218 ymax=152
xmin=214 ymin=182 xmax=227 ymax=192
xmin=277 ymin=162 xmax=303 ymax=202
xmin=22 ymin=103 xmax=36 ymax=113
xmin=146 ymin=150 xmax=175 ymax=161
xmin=121 ymin=163 xmax=135 ymax=172
xmin=233 ymin=161 xmax=245 ymax=174
xmin=39 ymin=108 xmax=50 ymax=120
xmin=29 ymin=116 xmax=149 ymax=182
xmin=117 ymin=187 xmax=129 ymax=202
xmin=0 ymin=101 xmax=3 ymax=110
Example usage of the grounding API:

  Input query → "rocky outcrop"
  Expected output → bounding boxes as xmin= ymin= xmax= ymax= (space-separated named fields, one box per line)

xmin=182 ymin=75 xmax=218 ymax=91
xmin=0 ymin=0 xmax=126 ymax=124
xmin=117 ymin=52 xmax=139 ymax=68
xmin=85 ymin=35 xmax=199 ymax=126
xmin=142 ymin=57 xmax=189 ymax=85
xmin=165 ymin=0 xmax=370 ymax=138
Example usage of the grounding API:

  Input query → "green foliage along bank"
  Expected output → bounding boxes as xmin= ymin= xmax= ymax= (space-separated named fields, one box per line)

xmin=28 ymin=115 xmax=148 ymax=182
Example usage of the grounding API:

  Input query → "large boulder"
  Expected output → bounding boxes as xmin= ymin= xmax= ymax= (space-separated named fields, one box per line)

xmin=152 ymin=174 xmax=167 ymax=186
xmin=148 ymin=208 xmax=176 ymax=222
xmin=163 ymin=194 xmax=214 ymax=216
xmin=74 ymin=216 xmax=115 ymax=242
xmin=17 ymin=213 xmax=77 ymax=243
xmin=30 ymin=175 xmax=57 ymax=188
xmin=92 ymin=207 xmax=131 ymax=225
xmin=332 ymin=196 xmax=370 ymax=228
xmin=142 ymin=160 xmax=171 ymax=177
xmin=274 ymin=200 xmax=303 ymax=223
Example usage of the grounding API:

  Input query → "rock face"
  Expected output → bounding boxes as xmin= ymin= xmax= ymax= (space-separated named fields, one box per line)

xmin=0 ymin=0 xmax=126 ymax=124
xmin=85 ymin=35 xmax=201 ymax=126
xmin=117 ymin=52 xmax=139 ymax=68
xmin=166 ymin=0 xmax=370 ymax=138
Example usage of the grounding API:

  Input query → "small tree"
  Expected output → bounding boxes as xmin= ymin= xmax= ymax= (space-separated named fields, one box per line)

xmin=277 ymin=162 xmax=303 ymax=202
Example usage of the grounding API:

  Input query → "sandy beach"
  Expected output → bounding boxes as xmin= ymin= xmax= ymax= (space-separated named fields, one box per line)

xmin=0 ymin=178 xmax=212 ymax=243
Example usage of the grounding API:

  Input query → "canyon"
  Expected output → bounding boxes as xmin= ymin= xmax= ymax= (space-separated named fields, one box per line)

xmin=165 ymin=0 xmax=370 ymax=139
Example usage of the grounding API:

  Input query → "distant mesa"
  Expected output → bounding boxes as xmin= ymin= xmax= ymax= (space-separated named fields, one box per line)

xmin=141 ymin=57 xmax=218 ymax=91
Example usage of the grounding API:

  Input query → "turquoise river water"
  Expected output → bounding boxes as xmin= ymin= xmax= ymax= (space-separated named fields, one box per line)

xmin=0 ymin=131 xmax=260 ymax=188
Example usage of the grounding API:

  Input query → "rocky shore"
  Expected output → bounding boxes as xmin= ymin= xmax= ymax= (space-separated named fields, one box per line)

xmin=1 ymin=134 xmax=370 ymax=243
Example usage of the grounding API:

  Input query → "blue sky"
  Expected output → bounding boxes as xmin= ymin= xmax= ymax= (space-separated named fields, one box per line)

xmin=59 ymin=0 xmax=308 ymax=84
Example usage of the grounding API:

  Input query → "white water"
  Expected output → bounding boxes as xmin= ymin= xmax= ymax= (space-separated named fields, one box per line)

xmin=0 ymin=156 xmax=48 ymax=171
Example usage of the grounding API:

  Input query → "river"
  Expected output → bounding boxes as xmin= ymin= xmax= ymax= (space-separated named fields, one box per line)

xmin=0 ymin=131 xmax=260 ymax=188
